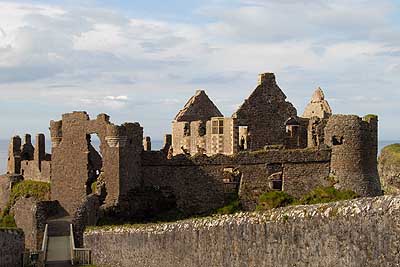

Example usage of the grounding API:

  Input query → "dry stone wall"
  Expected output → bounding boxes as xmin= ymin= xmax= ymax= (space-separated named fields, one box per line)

xmin=0 ymin=229 xmax=24 ymax=267
xmin=84 ymin=195 xmax=400 ymax=267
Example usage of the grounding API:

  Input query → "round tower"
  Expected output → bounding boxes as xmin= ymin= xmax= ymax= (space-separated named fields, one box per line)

xmin=324 ymin=114 xmax=381 ymax=197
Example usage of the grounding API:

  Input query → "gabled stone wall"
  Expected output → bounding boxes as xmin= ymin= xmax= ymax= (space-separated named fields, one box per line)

xmin=232 ymin=73 xmax=297 ymax=150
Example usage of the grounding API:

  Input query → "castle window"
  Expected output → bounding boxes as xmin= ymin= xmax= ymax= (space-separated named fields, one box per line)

xmin=271 ymin=179 xmax=283 ymax=191
xmin=212 ymin=119 xmax=224 ymax=134
xmin=183 ymin=123 xmax=191 ymax=136
xmin=332 ymin=136 xmax=343 ymax=146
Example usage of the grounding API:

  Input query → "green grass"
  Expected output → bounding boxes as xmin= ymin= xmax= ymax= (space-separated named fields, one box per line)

xmin=0 ymin=180 xmax=50 ymax=226
xmin=381 ymin=144 xmax=400 ymax=159
xmin=363 ymin=114 xmax=378 ymax=121
xmin=256 ymin=191 xmax=295 ymax=211
xmin=215 ymin=196 xmax=241 ymax=215
xmin=8 ymin=180 xmax=50 ymax=210
xmin=295 ymin=187 xmax=358 ymax=205
xmin=0 ymin=214 xmax=16 ymax=228
xmin=256 ymin=187 xmax=358 ymax=211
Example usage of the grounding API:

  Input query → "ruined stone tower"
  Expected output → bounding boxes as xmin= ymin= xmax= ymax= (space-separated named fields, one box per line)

xmin=324 ymin=115 xmax=381 ymax=197
xmin=50 ymin=112 xmax=143 ymax=215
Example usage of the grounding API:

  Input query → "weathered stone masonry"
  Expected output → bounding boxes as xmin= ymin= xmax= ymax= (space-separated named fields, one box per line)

xmin=84 ymin=195 xmax=400 ymax=267
xmin=0 ymin=229 xmax=24 ymax=267
xmin=142 ymin=148 xmax=332 ymax=213
xmin=50 ymin=112 xmax=143 ymax=215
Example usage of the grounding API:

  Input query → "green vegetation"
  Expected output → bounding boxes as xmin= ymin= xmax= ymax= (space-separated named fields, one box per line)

xmin=0 ymin=180 xmax=50 ymax=228
xmin=8 ymin=180 xmax=50 ymax=210
xmin=91 ymin=181 xmax=97 ymax=194
xmin=256 ymin=191 xmax=295 ymax=211
xmin=381 ymin=144 xmax=400 ymax=162
xmin=256 ymin=187 xmax=358 ymax=211
xmin=296 ymin=187 xmax=358 ymax=205
xmin=215 ymin=196 xmax=241 ymax=215
xmin=0 ymin=214 xmax=16 ymax=228
xmin=363 ymin=114 xmax=378 ymax=121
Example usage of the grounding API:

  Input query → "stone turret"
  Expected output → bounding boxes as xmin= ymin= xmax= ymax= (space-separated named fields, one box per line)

xmin=324 ymin=114 xmax=381 ymax=197
xmin=302 ymin=87 xmax=332 ymax=119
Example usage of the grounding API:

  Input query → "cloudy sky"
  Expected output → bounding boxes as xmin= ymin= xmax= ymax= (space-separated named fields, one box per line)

xmin=0 ymin=0 xmax=399 ymax=141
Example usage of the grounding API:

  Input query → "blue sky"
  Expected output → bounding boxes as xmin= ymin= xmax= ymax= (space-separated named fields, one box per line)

xmin=0 ymin=0 xmax=400 ymax=141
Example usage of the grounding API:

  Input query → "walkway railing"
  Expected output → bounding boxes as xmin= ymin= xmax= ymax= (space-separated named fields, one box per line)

xmin=22 ymin=224 xmax=48 ymax=267
xmin=70 ymin=224 xmax=91 ymax=265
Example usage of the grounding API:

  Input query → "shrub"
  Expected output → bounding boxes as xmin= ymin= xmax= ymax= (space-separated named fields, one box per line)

xmin=9 ymin=180 xmax=50 ymax=207
xmin=0 ymin=214 xmax=16 ymax=228
xmin=256 ymin=191 xmax=295 ymax=211
xmin=215 ymin=197 xmax=241 ymax=215
xmin=296 ymin=187 xmax=358 ymax=205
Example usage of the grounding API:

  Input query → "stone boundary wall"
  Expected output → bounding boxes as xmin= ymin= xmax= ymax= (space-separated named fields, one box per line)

xmin=85 ymin=195 xmax=400 ymax=267
xmin=0 ymin=229 xmax=24 ymax=267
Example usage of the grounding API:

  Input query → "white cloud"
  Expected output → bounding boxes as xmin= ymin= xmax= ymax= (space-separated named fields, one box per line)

xmin=0 ymin=0 xmax=399 ymax=140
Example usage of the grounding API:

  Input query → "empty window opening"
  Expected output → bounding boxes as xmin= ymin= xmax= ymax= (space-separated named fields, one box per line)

xmin=86 ymin=133 xmax=103 ymax=195
xmin=332 ymin=136 xmax=344 ymax=146
xmin=183 ymin=123 xmax=191 ymax=136
xmin=271 ymin=179 xmax=283 ymax=191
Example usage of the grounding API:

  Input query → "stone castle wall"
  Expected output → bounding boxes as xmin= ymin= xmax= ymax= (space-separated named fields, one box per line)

xmin=84 ymin=195 xmax=400 ymax=267
xmin=20 ymin=160 xmax=51 ymax=183
xmin=142 ymin=148 xmax=331 ymax=214
xmin=12 ymin=198 xmax=58 ymax=251
xmin=0 ymin=229 xmax=24 ymax=267
xmin=50 ymin=112 xmax=143 ymax=215
xmin=324 ymin=115 xmax=381 ymax=196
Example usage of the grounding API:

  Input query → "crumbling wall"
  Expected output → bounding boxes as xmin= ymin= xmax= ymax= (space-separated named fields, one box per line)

xmin=84 ymin=195 xmax=400 ymax=267
xmin=11 ymin=198 xmax=53 ymax=251
xmin=7 ymin=134 xmax=51 ymax=182
xmin=142 ymin=148 xmax=331 ymax=213
xmin=50 ymin=112 xmax=143 ymax=215
xmin=0 ymin=229 xmax=24 ymax=267
xmin=324 ymin=115 xmax=381 ymax=197
xmin=0 ymin=174 xmax=22 ymax=212
xmin=232 ymin=73 xmax=297 ymax=150
xmin=72 ymin=195 xmax=100 ymax=247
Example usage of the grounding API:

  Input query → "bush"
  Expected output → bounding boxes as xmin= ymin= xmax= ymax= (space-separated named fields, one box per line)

xmin=0 ymin=214 xmax=16 ymax=228
xmin=296 ymin=187 xmax=358 ymax=205
xmin=9 ymin=180 xmax=50 ymax=207
xmin=256 ymin=191 xmax=295 ymax=211
xmin=215 ymin=198 xmax=241 ymax=215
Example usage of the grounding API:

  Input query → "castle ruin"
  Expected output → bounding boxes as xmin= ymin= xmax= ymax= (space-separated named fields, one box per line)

xmin=1 ymin=72 xmax=382 ymax=254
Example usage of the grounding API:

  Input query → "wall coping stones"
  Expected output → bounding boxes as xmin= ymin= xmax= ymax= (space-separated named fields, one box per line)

xmin=85 ymin=195 xmax=399 ymax=235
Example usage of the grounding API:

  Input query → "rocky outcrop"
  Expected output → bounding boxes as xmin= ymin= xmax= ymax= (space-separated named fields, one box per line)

xmin=378 ymin=144 xmax=400 ymax=194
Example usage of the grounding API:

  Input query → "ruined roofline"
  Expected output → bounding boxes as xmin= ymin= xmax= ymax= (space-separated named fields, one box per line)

xmin=174 ymin=90 xmax=223 ymax=122
xmin=232 ymin=72 xmax=289 ymax=118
